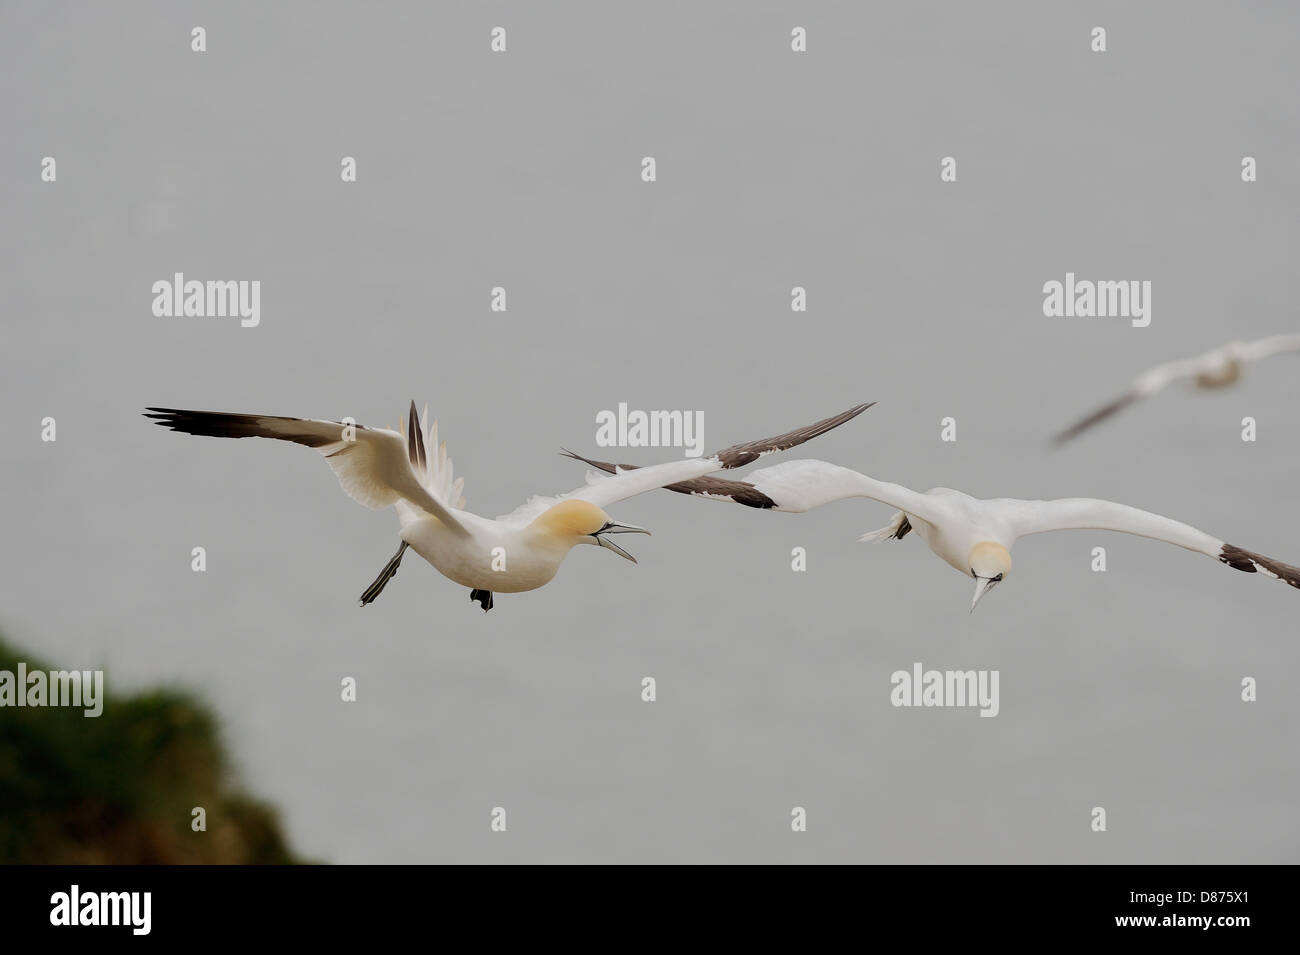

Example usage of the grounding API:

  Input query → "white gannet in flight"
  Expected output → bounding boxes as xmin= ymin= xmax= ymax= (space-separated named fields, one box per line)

xmin=564 ymin=455 xmax=1300 ymax=612
xmin=1054 ymin=333 xmax=1300 ymax=443
xmin=143 ymin=401 xmax=872 ymax=611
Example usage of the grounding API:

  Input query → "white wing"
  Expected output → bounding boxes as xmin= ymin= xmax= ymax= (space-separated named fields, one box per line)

xmin=741 ymin=459 xmax=950 ymax=523
xmin=145 ymin=406 xmax=470 ymax=536
xmin=1006 ymin=497 xmax=1222 ymax=556
xmin=1005 ymin=496 xmax=1300 ymax=590
xmin=498 ymin=457 xmax=727 ymax=526
xmin=553 ymin=456 xmax=948 ymax=523
xmin=1241 ymin=333 xmax=1300 ymax=362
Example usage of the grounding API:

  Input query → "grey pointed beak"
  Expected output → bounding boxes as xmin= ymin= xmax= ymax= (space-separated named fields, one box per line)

xmin=970 ymin=576 xmax=996 ymax=613
xmin=592 ymin=522 xmax=651 ymax=563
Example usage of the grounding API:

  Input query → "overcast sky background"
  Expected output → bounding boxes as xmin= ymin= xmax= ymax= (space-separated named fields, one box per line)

xmin=3 ymin=1 xmax=1297 ymax=863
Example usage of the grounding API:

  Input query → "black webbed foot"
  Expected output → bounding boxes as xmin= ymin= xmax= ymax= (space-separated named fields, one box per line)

xmin=470 ymin=589 xmax=494 ymax=612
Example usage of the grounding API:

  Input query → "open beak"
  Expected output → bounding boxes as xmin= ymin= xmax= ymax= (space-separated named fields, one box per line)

xmin=592 ymin=522 xmax=651 ymax=563
xmin=970 ymin=576 xmax=996 ymax=613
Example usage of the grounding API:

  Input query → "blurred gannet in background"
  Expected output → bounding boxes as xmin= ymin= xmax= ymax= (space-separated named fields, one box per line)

xmin=565 ymin=455 xmax=1300 ymax=612
xmin=144 ymin=401 xmax=872 ymax=611
xmin=1053 ymin=333 xmax=1300 ymax=444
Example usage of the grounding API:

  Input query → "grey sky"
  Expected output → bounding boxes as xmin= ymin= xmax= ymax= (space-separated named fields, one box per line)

xmin=2 ymin=1 xmax=1297 ymax=862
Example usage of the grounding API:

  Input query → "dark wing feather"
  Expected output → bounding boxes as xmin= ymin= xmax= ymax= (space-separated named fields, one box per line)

xmin=1052 ymin=391 xmax=1141 ymax=445
xmin=1219 ymin=543 xmax=1300 ymax=590
xmin=713 ymin=402 xmax=874 ymax=468
xmin=142 ymin=407 xmax=367 ymax=446
xmin=407 ymin=400 xmax=427 ymax=474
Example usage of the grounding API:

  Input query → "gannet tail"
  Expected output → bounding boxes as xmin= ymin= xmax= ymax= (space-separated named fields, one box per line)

xmin=860 ymin=511 xmax=912 ymax=542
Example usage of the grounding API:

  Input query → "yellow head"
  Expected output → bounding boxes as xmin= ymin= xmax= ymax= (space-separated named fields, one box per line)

xmin=529 ymin=500 xmax=650 ymax=562
xmin=532 ymin=500 xmax=612 ymax=539
xmin=968 ymin=542 xmax=1012 ymax=612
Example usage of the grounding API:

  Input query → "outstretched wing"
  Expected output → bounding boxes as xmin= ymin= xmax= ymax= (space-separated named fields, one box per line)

xmin=1051 ymin=357 xmax=1204 ymax=444
xmin=1241 ymin=333 xmax=1300 ymax=362
xmin=555 ymin=402 xmax=875 ymax=509
xmin=497 ymin=458 xmax=736 ymax=526
xmin=734 ymin=458 xmax=950 ymax=524
xmin=498 ymin=401 xmax=875 ymax=525
xmin=1006 ymin=497 xmax=1300 ymax=590
xmin=145 ymin=405 xmax=470 ymax=536
xmin=569 ymin=462 xmax=782 ymax=509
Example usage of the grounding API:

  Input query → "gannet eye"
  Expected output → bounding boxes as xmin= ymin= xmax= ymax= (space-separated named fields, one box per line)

xmin=992 ymin=573 xmax=1003 ymax=582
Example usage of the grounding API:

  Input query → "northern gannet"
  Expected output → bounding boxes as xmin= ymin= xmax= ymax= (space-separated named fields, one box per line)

xmin=143 ymin=401 xmax=872 ymax=611
xmin=1054 ymin=333 xmax=1300 ymax=444
xmin=564 ymin=455 xmax=1300 ymax=612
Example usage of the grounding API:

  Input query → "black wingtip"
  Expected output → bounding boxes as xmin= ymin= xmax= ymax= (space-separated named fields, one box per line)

xmin=848 ymin=401 xmax=876 ymax=422
xmin=143 ymin=408 xmax=180 ymax=428
xmin=1220 ymin=543 xmax=1300 ymax=590
xmin=1049 ymin=422 xmax=1084 ymax=446
xmin=562 ymin=449 xmax=608 ymax=470
xmin=835 ymin=401 xmax=876 ymax=421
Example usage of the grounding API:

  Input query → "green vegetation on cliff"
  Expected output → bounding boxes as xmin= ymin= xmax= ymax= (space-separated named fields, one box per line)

xmin=0 ymin=635 xmax=305 ymax=864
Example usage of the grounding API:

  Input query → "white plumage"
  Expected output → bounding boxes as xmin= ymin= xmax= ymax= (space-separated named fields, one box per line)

xmin=568 ymin=454 xmax=1300 ymax=611
xmin=1055 ymin=333 xmax=1300 ymax=443
xmin=144 ymin=401 xmax=872 ymax=611
xmin=749 ymin=460 xmax=1299 ymax=609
